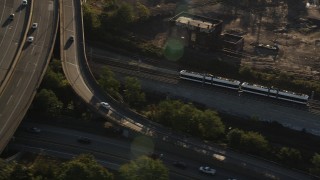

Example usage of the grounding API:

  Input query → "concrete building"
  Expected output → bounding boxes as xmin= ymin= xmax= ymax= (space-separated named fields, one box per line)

xmin=169 ymin=12 xmax=223 ymax=49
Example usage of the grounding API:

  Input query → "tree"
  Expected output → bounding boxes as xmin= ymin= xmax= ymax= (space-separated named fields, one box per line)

xmin=30 ymin=156 xmax=59 ymax=179
xmin=58 ymin=154 xmax=113 ymax=180
xmin=135 ymin=2 xmax=150 ymax=21
xmin=227 ymin=128 xmax=245 ymax=149
xmin=227 ymin=129 xmax=269 ymax=155
xmin=277 ymin=147 xmax=302 ymax=167
xmin=0 ymin=159 xmax=12 ymax=180
xmin=112 ymin=3 xmax=134 ymax=28
xmin=119 ymin=156 xmax=168 ymax=180
xmin=98 ymin=66 xmax=120 ymax=99
xmin=34 ymin=89 xmax=63 ymax=115
xmin=310 ymin=153 xmax=320 ymax=176
xmin=82 ymin=4 xmax=101 ymax=34
xmin=9 ymin=163 xmax=33 ymax=180
xmin=197 ymin=110 xmax=225 ymax=140
xmin=123 ymin=77 xmax=145 ymax=108
xmin=241 ymin=131 xmax=269 ymax=155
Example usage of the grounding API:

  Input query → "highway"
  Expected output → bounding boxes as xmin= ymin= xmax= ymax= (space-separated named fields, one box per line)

xmin=0 ymin=0 xmax=58 ymax=153
xmin=0 ymin=0 xmax=29 ymax=93
xmin=9 ymin=122 xmax=249 ymax=180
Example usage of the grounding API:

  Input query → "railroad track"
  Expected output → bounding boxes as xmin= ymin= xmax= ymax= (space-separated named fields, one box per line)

xmin=91 ymin=56 xmax=179 ymax=84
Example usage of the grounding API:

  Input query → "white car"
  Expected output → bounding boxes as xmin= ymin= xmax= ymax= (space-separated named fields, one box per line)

xmin=199 ymin=166 xmax=216 ymax=175
xmin=27 ymin=36 xmax=34 ymax=42
xmin=100 ymin=102 xmax=110 ymax=109
xmin=22 ymin=0 xmax=27 ymax=5
xmin=32 ymin=23 xmax=38 ymax=29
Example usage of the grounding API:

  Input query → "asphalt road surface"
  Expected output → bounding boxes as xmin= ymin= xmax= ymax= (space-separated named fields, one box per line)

xmin=10 ymin=122 xmax=250 ymax=180
xmin=0 ymin=0 xmax=58 ymax=153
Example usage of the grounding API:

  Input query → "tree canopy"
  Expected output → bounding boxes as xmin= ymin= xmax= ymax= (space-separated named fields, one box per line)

xmin=57 ymin=154 xmax=113 ymax=180
xmin=310 ymin=153 xmax=320 ymax=176
xmin=124 ymin=77 xmax=146 ymax=108
xmin=227 ymin=129 xmax=269 ymax=155
xmin=150 ymin=100 xmax=225 ymax=139
xmin=98 ymin=66 xmax=120 ymax=99
xmin=119 ymin=156 xmax=168 ymax=180
xmin=33 ymin=89 xmax=63 ymax=115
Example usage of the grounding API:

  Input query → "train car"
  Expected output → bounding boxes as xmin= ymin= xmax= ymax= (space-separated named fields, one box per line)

xmin=240 ymin=82 xmax=274 ymax=96
xmin=204 ymin=75 xmax=240 ymax=90
xmin=180 ymin=70 xmax=240 ymax=90
xmin=241 ymin=82 xmax=309 ymax=104
xmin=277 ymin=90 xmax=309 ymax=104
xmin=179 ymin=70 xmax=204 ymax=83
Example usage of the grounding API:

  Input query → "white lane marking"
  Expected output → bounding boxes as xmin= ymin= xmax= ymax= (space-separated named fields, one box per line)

xmin=0 ymin=0 xmax=52 ymax=135
xmin=16 ymin=78 xmax=22 ymax=87
xmin=0 ymin=6 xmax=23 ymax=66
xmin=6 ymin=95 xmax=12 ymax=105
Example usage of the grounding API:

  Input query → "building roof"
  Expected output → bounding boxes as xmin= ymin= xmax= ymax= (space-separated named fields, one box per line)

xmin=171 ymin=12 xmax=222 ymax=33
xmin=176 ymin=16 xmax=215 ymax=32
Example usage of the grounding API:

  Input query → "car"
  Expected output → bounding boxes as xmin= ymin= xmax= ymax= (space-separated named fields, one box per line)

xmin=27 ymin=127 xmax=41 ymax=133
xmin=100 ymin=102 xmax=110 ymax=109
xmin=22 ymin=0 xmax=27 ymax=5
xmin=173 ymin=161 xmax=187 ymax=169
xmin=199 ymin=166 xmax=216 ymax=175
xmin=69 ymin=35 xmax=74 ymax=41
xmin=9 ymin=14 xmax=14 ymax=20
xmin=27 ymin=36 xmax=34 ymax=42
xmin=77 ymin=137 xmax=91 ymax=144
xmin=31 ymin=23 xmax=38 ymax=29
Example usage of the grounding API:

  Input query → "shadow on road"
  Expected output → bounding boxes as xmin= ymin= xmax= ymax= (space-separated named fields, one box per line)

xmin=2 ymin=18 xmax=12 ymax=27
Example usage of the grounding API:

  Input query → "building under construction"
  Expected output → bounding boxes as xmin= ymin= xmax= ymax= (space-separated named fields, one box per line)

xmin=169 ymin=12 xmax=244 ymax=51
xmin=169 ymin=12 xmax=223 ymax=49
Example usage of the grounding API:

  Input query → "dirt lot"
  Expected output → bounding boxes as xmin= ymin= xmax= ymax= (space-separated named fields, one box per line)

xmin=124 ymin=0 xmax=320 ymax=81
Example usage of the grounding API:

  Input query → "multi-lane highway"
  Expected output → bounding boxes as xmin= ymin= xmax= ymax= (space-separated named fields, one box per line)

xmin=0 ymin=0 xmax=29 ymax=93
xmin=10 ymin=122 xmax=250 ymax=180
xmin=0 ymin=0 xmax=58 ymax=153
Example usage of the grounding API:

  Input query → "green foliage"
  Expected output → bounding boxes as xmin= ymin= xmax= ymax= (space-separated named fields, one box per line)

xmin=30 ymin=156 xmax=59 ymax=179
xmin=135 ymin=2 xmax=150 ymax=21
xmin=98 ymin=66 xmax=121 ymax=99
xmin=124 ymin=77 xmax=146 ymax=108
xmin=151 ymin=100 xmax=225 ymax=139
xmin=83 ymin=4 xmax=101 ymax=34
xmin=310 ymin=153 xmax=320 ymax=176
xmin=277 ymin=147 xmax=302 ymax=167
xmin=58 ymin=154 xmax=113 ymax=180
xmin=0 ymin=159 xmax=12 ymax=180
xmin=112 ymin=3 xmax=134 ymax=28
xmin=9 ymin=163 xmax=33 ymax=180
xmin=119 ymin=156 xmax=168 ymax=180
xmin=34 ymin=89 xmax=63 ymax=115
xmin=227 ymin=129 xmax=269 ymax=155
xmin=197 ymin=110 xmax=225 ymax=139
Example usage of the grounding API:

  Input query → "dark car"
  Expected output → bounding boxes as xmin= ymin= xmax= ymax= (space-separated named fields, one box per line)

xmin=27 ymin=127 xmax=41 ymax=133
xmin=69 ymin=36 xmax=74 ymax=41
xmin=9 ymin=14 xmax=15 ymax=20
xmin=77 ymin=137 xmax=91 ymax=144
xmin=173 ymin=161 xmax=187 ymax=169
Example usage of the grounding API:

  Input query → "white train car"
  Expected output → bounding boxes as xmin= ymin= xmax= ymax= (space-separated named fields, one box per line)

xmin=277 ymin=90 xmax=309 ymax=104
xmin=180 ymin=70 xmax=240 ymax=90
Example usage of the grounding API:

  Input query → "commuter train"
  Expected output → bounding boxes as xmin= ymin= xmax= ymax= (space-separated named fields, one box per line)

xmin=179 ymin=70 xmax=309 ymax=105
